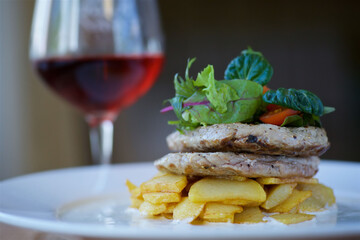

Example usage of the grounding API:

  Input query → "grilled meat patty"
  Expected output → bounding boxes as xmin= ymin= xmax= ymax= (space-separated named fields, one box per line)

xmin=167 ymin=123 xmax=329 ymax=157
xmin=155 ymin=152 xmax=320 ymax=178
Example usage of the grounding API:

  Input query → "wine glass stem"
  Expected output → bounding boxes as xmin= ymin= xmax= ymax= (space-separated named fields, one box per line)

xmin=89 ymin=120 xmax=114 ymax=165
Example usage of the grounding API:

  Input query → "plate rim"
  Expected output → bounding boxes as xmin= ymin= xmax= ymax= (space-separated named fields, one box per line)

xmin=1 ymin=160 xmax=360 ymax=239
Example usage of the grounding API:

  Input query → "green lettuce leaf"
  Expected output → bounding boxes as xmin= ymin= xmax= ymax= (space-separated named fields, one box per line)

xmin=188 ymin=80 xmax=263 ymax=125
xmin=194 ymin=65 xmax=239 ymax=114
xmin=167 ymin=59 xmax=263 ymax=131
xmin=224 ymin=47 xmax=273 ymax=86
xmin=174 ymin=58 xmax=196 ymax=98
xmin=168 ymin=96 xmax=199 ymax=133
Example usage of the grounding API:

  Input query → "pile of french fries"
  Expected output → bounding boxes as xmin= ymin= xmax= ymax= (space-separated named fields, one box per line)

xmin=126 ymin=172 xmax=335 ymax=225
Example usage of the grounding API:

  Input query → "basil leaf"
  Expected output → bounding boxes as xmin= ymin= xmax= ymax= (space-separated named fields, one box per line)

xmin=224 ymin=47 xmax=273 ymax=86
xmin=263 ymin=88 xmax=325 ymax=116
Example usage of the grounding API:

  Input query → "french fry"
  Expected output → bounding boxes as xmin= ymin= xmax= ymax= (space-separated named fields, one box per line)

xmin=130 ymin=197 xmax=143 ymax=209
xmin=154 ymin=171 xmax=170 ymax=177
xmin=126 ymin=180 xmax=142 ymax=198
xmin=288 ymin=205 xmax=299 ymax=214
xmin=140 ymin=174 xmax=187 ymax=193
xmin=268 ymin=189 xmax=312 ymax=213
xmin=202 ymin=203 xmax=243 ymax=223
xmin=234 ymin=207 xmax=266 ymax=224
xmin=297 ymin=183 xmax=336 ymax=209
xmin=299 ymin=197 xmax=324 ymax=212
xmin=128 ymin=172 xmax=335 ymax=225
xmin=164 ymin=202 xmax=178 ymax=214
xmin=261 ymin=183 xmax=297 ymax=210
xmin=214 ymin=175 xmax=247 ymax=182
xmin=173 ymin=197 xmax=205 ymax=223
xmin=142 ymin=192 xmax=181 ymax=204
xmin=126 ymin=179 xmax=137 ymax=191
xmin=270 ymin=213 xmax=315 ymax=225
xmin=256 ymin=177 xmax=318 ymax=185
xmin=222 ymin=199 xmax=261 ymax=206
xmin=139 ymin=201 xmax=167 ymax=216
xmin=162 ymin=213 xmax=173 ymax=219
xmin=189 ymin=178 xmax=266 ymax=203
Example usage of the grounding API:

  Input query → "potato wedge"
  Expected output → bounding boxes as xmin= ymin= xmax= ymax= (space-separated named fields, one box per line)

xmin=297 ymin=183 xmax=335 ymax=208
xmin=143 ymin=192 xmax=181 ymax=204
xmin=189 ymin=178 xmax=266 ymax=203
xmin=154 ymin=171 xmax=170 ymax=177
xmin=140 ymin=174 xmax=187 ymax=193
xmin=126 ymin=179 xmax=137 ymax=191
xmin=164 ymin=202 xmax=178 ymax=214
xmin=261 ymin=183 xmax=297 ymax=210
xmin=299 ymin=197 xmax=324 ymax=212
xmin=288 ymin=205 xmax=299 ymax=214
xmin=257 ymin=177 xmax=318 ymax=185
xmin=173 ymin=197 xmax=205 ymax=223
xmin=214 ymin=176 xmax=247 ymax=182
xmin=234 ymin=207 xmax=266 ymax=224
xmin=161 ymin=213 xmax=173 ymax=219
xmin=270 ymin=213 xmax=315 ymax=225
xmin=126 ymin=180 xmax=142 ymax=198
xmin=202 ymin=203 xmax=243 ymax=223
xmin=130 ymin=197 xmax=143 ymax=209
xmin=222 ymin=199 xmax=261 ymax=206
xmin=139 ymin=201 xmax=167 ymax=216
xmin=268 ymin=189 xmax=312 ymax=213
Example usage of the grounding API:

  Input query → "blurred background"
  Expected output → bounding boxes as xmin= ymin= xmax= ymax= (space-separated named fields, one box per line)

xmin=1 ymin=0 xmax=359 ymax=180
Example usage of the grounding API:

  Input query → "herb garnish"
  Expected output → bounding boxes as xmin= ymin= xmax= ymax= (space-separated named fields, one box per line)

xmin=162 ymin=48 xmax=334 ymax=131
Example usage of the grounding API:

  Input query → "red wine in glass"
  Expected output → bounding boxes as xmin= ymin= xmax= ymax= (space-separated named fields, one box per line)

xmin=30 ymin=0 xmax=164 ymax=165
xmin=35 ymin=54 xmax=164 ymax=127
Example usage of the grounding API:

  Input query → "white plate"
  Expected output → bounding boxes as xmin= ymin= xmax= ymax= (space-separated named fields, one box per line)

xmin=1 ymin=160 xmax=360 ymax=239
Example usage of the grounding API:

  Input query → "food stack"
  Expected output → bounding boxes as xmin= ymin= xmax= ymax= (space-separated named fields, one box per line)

xmin=126 ymin=49 xmax=335 ymax=225
xmin=127 ymin=122 xmax=335 ymax=225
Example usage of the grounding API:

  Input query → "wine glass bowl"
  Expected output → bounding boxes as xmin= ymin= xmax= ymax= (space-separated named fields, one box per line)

xmin=34 ymin=55 xmax=164 ymax=126
xmin=30 ymin=0 xmax=164 ymax=164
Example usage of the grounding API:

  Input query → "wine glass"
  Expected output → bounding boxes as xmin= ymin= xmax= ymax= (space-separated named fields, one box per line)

xmin=30 ymin=0 xmax=164 ymax=165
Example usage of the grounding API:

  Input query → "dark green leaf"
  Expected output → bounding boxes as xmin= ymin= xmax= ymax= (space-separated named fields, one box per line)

xmin=323 ymin=106 xmax=335 ymax=115
xmin=301 ymin=113 xmax=322 ymax=127
xmin=281 ymin=115 xmax=304 ymax=127
xmin=280 ymin=113 xmax=324 ymax=127
xmin=224 ymin=47 xmax=273 ymax=86
xmin=263 ymin=88 xmax=325 ymax=116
